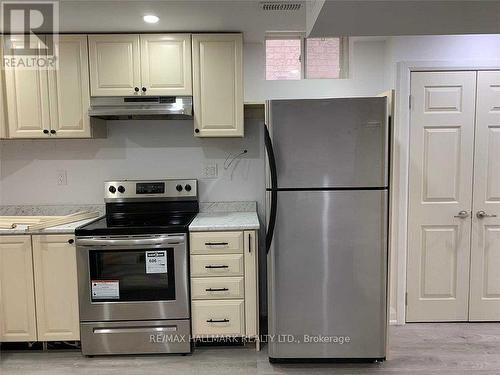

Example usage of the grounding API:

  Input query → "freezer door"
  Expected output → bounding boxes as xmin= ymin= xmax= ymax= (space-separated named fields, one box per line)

xmin=267 ymin=190 xmax=388 ymax=359
xmin=269 ymin=98 xmax=388 ymax=188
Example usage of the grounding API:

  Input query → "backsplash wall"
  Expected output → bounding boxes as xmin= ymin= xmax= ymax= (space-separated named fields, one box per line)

xmin=0 ymin=119 xmax=265 ymax=209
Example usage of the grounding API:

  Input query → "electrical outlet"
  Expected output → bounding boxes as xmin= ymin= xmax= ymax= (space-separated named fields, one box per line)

xmin=57 ymin=170 xmax=67 ymax=186
xmin=203 ymin=163 xmax=218 ymax=178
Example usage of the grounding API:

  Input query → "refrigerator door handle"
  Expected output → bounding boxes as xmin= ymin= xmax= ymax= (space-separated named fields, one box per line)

xmin=265 ymin=123 xmax=278 ymax=254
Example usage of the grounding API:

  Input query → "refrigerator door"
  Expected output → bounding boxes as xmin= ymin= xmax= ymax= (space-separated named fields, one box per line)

xmin=268 ymin=189 xmax=388 ymax=359
xmin=269 ymin=97 xmax=388 ymax=189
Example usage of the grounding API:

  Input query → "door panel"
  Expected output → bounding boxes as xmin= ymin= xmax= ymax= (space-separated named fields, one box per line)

xmin=48 ymin=35 xmax=91 ymax=138
xmin=0 ymin=236 xmax=37 ymax=342
xmin=269 ymin=98 xmax=388 ymax=188
xmin=88 ymin=35 xmax=141 ymax=96
xmin=4 ymin=35 xmax=50 ymax=138
xmin=407 ymin=71 xmax=476 ymax=322
xmin=32 ymin=235 xmax=80 ymax=341
xmin=192 ymin=34 xmax=243 ymax=137
xmin=469 ymin=70 xmax=500 ymax=321
xmin=268 ymin=190 xmax=387 ymax=358
xmin=140 ymin=34 xmax=192 ymax=96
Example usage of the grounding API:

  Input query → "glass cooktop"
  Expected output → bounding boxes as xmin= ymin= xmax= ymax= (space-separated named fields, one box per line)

xmin=75 ymin=213 xmax=197 ymax=236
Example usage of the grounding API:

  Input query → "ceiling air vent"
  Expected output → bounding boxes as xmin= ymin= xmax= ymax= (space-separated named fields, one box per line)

xmin=260 ymin=1 xmax=302 ymax=11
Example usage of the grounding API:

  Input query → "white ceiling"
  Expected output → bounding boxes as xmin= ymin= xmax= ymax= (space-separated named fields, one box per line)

xmin=57 ymin=0 xmax=307 ymax=42
xmin=310 ymin=0 xmax=500 ymax=37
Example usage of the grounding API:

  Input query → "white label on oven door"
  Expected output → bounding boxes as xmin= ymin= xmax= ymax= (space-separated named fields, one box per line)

xmin=146 ymin=250 xmax=168 ymax=274
xmin=91 ymin=280 xmax=119 ymax=300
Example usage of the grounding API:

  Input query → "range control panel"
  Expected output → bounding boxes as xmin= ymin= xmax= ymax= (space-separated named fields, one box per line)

xmin=104 ymin=179 xmax=197 ymax=202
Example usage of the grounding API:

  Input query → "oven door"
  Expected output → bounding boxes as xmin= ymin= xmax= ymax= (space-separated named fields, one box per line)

xmin=76 ymin=234 xmax=189 ymax=321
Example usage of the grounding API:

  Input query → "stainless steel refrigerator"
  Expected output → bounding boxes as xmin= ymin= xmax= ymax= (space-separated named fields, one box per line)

xmin=265 ymin=97 xmax=389 ymax=362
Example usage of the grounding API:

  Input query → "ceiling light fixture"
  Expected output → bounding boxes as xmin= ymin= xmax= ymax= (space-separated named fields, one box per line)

xmin=143 ymin=15 xmax=159 ymax=24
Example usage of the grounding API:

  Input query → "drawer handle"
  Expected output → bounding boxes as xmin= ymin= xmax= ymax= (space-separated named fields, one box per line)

xmin=207 ymin=319 xmax=230 ymax=323
xmin=206 ymin=287 xmax=229 ymax=292
xmin=205 ymin=265 xmax=229 ymax=269
xmin=205 ymin=242 xmax=229 ymax=247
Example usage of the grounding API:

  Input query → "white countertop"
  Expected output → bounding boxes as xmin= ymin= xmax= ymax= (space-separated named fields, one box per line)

xmin=0 ymin=217 xmax=101 ymax=235
xmin=189 ymin=212 xmax=260 ymax=232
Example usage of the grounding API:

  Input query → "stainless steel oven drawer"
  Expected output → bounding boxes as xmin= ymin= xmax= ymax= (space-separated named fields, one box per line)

xmin=80 ymin=319 xmax=191 ymax=355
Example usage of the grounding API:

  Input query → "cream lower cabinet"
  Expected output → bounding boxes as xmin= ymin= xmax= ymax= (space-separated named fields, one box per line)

xmin=4 ymin=35 xmax=99 ymax=139
xmin=0 ymin=236 xmax=37 ymax=342
xmin=190 ymin=230 xmax=258 ymax=349
xmin=32 ymin=235 xmax=80 ymax=341
xmin=192 ymin=34 xmax=244 ymax=137
xmin=0 ymin=234 xmax=79 ymax=342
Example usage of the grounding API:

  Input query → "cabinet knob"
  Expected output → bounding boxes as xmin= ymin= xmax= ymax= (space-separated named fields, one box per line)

xmin=134 ymin=87 xmax=139 ymax=92
xmin=50 ymin=129 xmax=56 ymax=134
xmin=68 ymin=239 xmax=74 ymax=244
xmin=141 ymin=87 xmax=147 ymax=92
xmin=195 ymin=128 xmax=200 ymax=134
xmin=43 ymin=129 xmax=49 ymax=134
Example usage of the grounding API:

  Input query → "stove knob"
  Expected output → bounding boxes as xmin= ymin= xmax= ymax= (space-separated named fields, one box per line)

xmin=176 ymin=184 xmax=183 ymax=192
xmin=117 ymin=186 xmax=125 ymax=193
xmin=185 ymin=184 xmax=192 ymax=192
xmin=108 ymin=186 xmax=116 ymax=194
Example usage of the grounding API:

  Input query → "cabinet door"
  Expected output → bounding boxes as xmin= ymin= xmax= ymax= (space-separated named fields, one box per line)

xmin=469 ymin=71 xmax=500 ymax=321
xmin=244 ymin=230 xmax=258 ymax=338
xmin=4 ymin=35 xmax=51 ymax=138
xmin=192 ymin=34 xmax=243 ymax=137
xmin=140 ymin=34 xmax=192 ymax=96
xmin=89 ymin=35 xmax=141 ymax=96
xmin=0 ymin=236 xmax=37 ymax=342
xmin=32 ymin=235 xmax=80 ymax=341
xmin=48 ymin=35 xmax=91 ymax=138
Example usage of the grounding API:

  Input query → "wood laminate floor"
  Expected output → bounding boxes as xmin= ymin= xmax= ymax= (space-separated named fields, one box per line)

xmin=1 ymin=323 xmax=500 ymax=374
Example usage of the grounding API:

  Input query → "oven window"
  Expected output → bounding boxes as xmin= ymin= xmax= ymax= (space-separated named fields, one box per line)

xmin=89 ymin=248 xmax=175 ymax=302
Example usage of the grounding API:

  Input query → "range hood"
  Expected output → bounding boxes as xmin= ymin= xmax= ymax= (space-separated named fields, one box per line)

xmin=88 ymin=96 xmax=193 ymax=120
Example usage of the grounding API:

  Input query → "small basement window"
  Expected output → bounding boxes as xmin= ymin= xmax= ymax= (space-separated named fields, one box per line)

xmin=265 ymin=34 xmax=348 ymax=80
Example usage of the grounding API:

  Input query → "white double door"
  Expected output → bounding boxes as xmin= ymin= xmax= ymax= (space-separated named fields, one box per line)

xmin=407 ymin=70 xmax=500 ymax=322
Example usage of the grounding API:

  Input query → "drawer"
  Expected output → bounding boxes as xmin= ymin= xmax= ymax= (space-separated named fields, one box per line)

xmin=190 ymin=232 xmax=243 ymax=254
xmin=192 ymin=300 xmax=244 ymax=336
xmin=191 ymin=254 xmax=243 ymax=277
xmin=191 ymin=277 xmax=244 ymax=300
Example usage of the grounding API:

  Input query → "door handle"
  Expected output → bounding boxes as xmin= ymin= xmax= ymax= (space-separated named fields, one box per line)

xmin=264 ymin=123 xmax=278 ymax=254
xmin=205 ymin=265 xmax=229 ymax=269
xmin=454 ymin=210 xmax=469 ymax=219
xmin=204 ymin=242 xmax=229 ymax=247
xmin=93 ymin=326 xmax=177 ymax=334
xmin=476 ymin=210 xmax=498 ymax=219
xmin=206 ymin=319 xmax=229 ymax=323
xmin=205 ymin=287 xmax=229 ymax=292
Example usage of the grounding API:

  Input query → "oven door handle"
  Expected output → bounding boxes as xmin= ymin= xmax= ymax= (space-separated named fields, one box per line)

xmin=76 ymin=236 xmax=185 ymax=247
xmin=93 ymin=326 xmax=178 ymax=334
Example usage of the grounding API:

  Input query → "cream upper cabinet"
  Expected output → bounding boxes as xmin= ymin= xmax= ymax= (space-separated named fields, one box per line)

xmin=48 ymin=35 xmax=91 ymax=138
xmin=4 ymin=35 xmax=51 ymax=138
xmin=89 ymin=34 xmax=141 ymax=96
xmin=192 ymin=34 xmax=243 ymax=137
xmin=4 ymin=35 xmax=94 ymax=139
xmin=32 ymin=235 xmax=80 ymax=341
xmin=140 ymin=34 xmax=192 ymax=96
xmin=0 ymin=236 xmax=37 ymax=342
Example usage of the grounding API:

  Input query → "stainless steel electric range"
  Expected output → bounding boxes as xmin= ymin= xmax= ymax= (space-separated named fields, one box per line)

xmin=75 ymin=179 xmax=198 ymax=356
